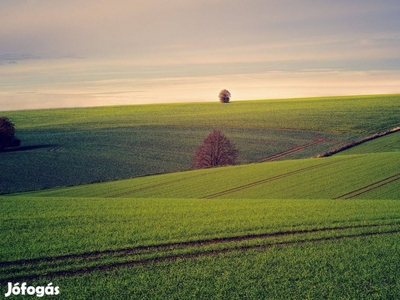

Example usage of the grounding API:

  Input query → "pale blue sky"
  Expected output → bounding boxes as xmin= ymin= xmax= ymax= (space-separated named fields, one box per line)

xmin=1 ymin=0 xmax=400 ymax=110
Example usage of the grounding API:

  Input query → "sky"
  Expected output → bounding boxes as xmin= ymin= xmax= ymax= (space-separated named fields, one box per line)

xmin=1 ymin=0 xmax=400 ymax=111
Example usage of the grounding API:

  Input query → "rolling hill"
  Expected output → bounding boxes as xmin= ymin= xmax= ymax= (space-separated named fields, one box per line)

xmin=1 ymin=94 xmax=400 ymax=298
xmin=1 ymin=94 xmax=399 ymax=194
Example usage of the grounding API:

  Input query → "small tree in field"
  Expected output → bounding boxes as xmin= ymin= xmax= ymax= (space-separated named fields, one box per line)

xmin=192 ymin=129 xmax=238 ymax=169
xmin=219 ymin=89 xmax=231 ymax=103
xmin=0 ymin=117 xmax=20 ymax=151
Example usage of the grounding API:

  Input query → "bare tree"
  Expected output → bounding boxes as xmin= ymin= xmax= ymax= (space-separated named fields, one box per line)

xmin=192 ymin=129 xmax=238 ymax=169
xmin=0 ymin=117 xmax=20 ymax=151
xmin=219 ymin=89 xmax=231 ymax=103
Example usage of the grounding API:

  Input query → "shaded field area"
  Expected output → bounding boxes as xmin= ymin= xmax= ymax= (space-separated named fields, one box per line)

xmin=1 ymin=94 xmax=399 ymax=194
xmin=23 ymin=151 xmax=400 ymax=200
xmin=0 ymin=127 xmax=350 ymax=194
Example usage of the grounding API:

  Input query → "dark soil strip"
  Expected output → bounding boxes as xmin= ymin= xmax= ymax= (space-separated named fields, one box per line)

xmin=202 ymin=156 xmax=356 ymax=199
xmin=334 ymin=173 xmax=400 ymax=199
xmin=318 ymin=126 xmax=400 ymax=157
xmin=1 ymin=228 xmax=399 ymax=284
xmin=261 ymin=138 xmax=326 ymax=162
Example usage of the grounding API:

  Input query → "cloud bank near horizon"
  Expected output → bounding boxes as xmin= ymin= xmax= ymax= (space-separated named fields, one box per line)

xmin=1 ymin=0 xmax=400 ymax=110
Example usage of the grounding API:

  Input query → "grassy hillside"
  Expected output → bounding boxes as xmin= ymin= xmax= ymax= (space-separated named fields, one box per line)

xmin=4 ymin=94 xmax=400 ymax=133
xmin=24 ymin=145 xmax=400 ymax=200
xmin=24 ymin=132 xmax=400 ymax=199
xmin=1 ymin=195 xmax=399 ymax=298
xmin=1 ymin=108 xmax=400 ymax=298
xmin=2 ymin=196 xmax=399 ymax=262
xmin=337 ymin=129 xmax=400 ymax=155
xmin=1 ymin=94 xmax=399 ymax=194
xmin=47 ymin=234 xmax=400 ymax=299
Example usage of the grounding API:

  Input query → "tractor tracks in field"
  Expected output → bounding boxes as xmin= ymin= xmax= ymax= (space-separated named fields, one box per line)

xmin=106 ymin=168 xmax=228 ymax=198
xmin=109 ymin=139 xmax=333 ymax=199
xmin=202 ymin=156 xmax=356 ymax=199
xmin=260 ymin=138 xmax=327 ymax=162
xmin=334 ymin=173 xmax=400 ymax=199
xmin=1 ymin=221 xmax=400 ymax=283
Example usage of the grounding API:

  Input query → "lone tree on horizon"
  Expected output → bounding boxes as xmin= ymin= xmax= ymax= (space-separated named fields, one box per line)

xmin=219 ymin=89 xmax=231 ymax=103
xmin=192 ymin=129 xmax=238 ymax=169
xmin=0 ymin=117 xmax=20 ymax=151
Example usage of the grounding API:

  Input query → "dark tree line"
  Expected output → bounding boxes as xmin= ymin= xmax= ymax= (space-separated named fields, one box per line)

xmin=0 ymin=117 xmax=20 ymax=151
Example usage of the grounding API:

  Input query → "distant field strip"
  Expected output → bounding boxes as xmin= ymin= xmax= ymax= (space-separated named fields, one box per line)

xmin=2 ymin=222 xmax=399 ymax=284
xmin=261 ymin=138 xmax=326 ymax=161
xmin=334 ymin=173 xmax=400 ymax=199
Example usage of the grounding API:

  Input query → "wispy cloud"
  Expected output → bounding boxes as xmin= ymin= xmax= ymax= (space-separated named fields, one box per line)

xmin=0 ymin=0 xmax=399 ymax=110
xmin=2 ymin=0 xmax=399 ymax=60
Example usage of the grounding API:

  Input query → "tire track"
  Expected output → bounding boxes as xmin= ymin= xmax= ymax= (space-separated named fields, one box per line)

xmin=261 ymin=138 xmax=326 ymax=162
xmin=0 ymin=221 xmax=387 ymax=267
xmin=106 ymin=167 xmax=229 ymax=198
xmin=334 ymin=173 xmax=400 ymax=199
xmin=202 ymin=156 xmax=356 ymax=199
xmin=2 ymin=222 xmax=399 ymax=283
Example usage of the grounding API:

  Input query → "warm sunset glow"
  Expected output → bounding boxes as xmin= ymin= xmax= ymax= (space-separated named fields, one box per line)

xmin=1 ymin=0 xmax=400 ymax=111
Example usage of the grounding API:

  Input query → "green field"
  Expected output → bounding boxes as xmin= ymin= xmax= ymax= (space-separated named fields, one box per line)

xmin=1 ymin=94 xmax=399 ymax=194
xmin=1 ymin=196 xmax=400 ymax=298
xmin=22 ymin=147 xmax=400 ymax=200
xmin=337 ymin=129 xmax=400 ymax=155
xmin=1 ymin=95 xmax=400 ymax=298
xmin=4 ymin=94 xmax=399 ymax=133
